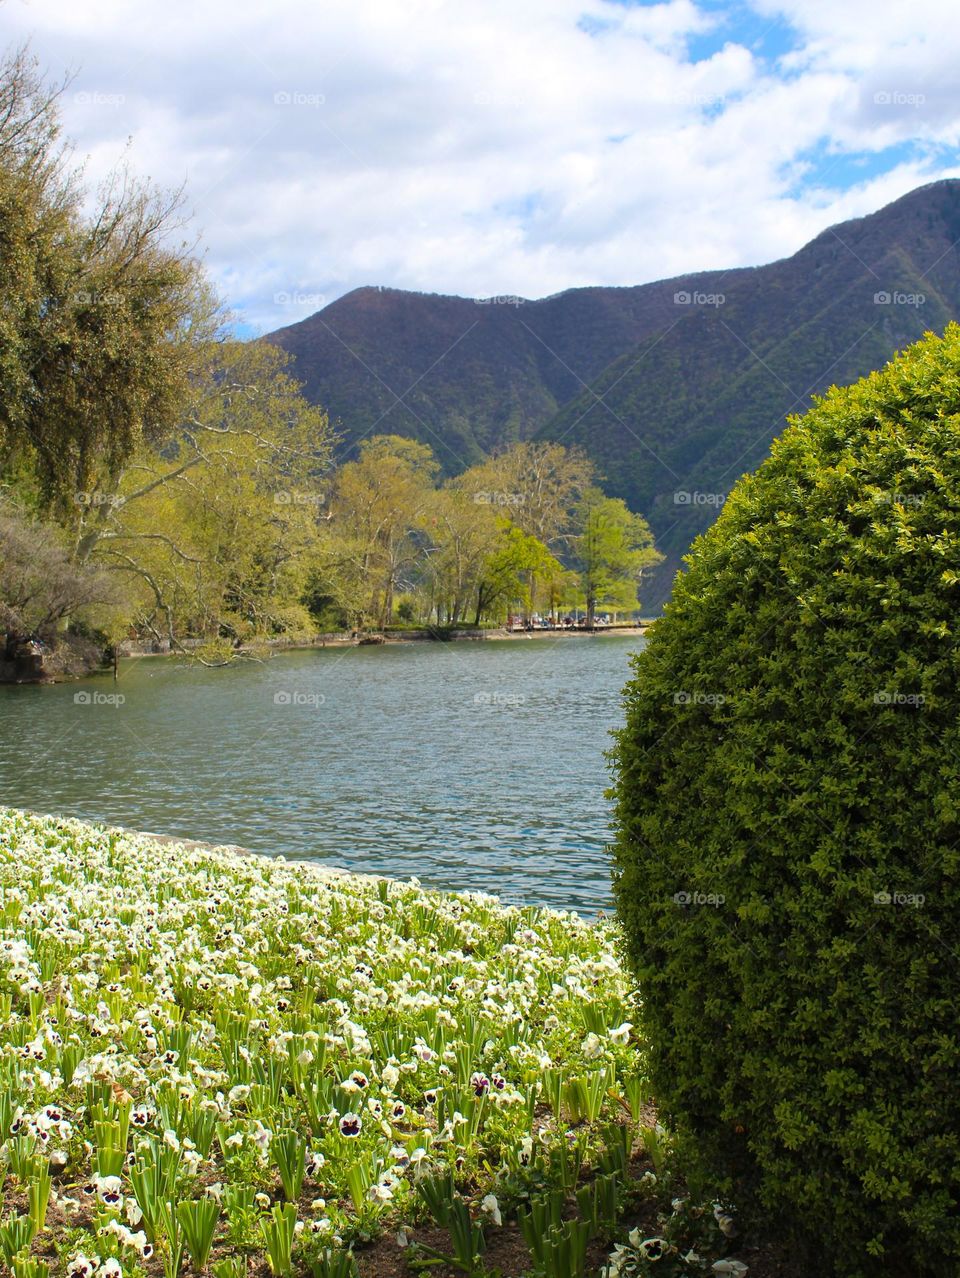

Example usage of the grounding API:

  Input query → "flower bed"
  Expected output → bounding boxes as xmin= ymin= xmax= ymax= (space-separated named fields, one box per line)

xmin=0 ymin=808 xmax=757 ymax=1278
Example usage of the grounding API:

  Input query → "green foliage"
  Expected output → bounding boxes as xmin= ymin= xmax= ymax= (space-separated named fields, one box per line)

xmin=303 ymin=1249 xmax=358 ymax=1278
xmin=518 ymin=1189 xmax=590 ymax=1276
xmin=576 ymin=1171 xmax=621 ymax=1239
xmin=176 ymin=1197 xmax=220 ymax=1271
xmin=473 ymin=519 xmax=568 ymax=624
xmin=0 ymin=1214 xmax=36 ymax=1268
xmin=272 ymin=1128 xmax=307 ymax=1202
xmin=535 ymin=1218 xmax=591 ymax=1278
xmin=92 ymin=1096 xmax=131 ymax=1177
xmin=0 ymin=51 xmax=333 ymax=658
xmin=158 ymin=1199 xmax=186 ymax=1278
xmin=211 ymin=1260 xmax=247 ymax=1278
xmin=319 ymin=434 xmax=439 ymax=629
xmin=414 ymin=1171 xmax=488 ymax=1274
xmin=221 ymin=1183 xmax=258 ymax=1249
xmin=561 ymin=1066 xmax=615 ymax=1124
xmin=612 ymin=324 xmax=960 ymax=1276
xmin=260 ymin=1203 xmax=298 ymax=1278
xmin=11 ymin=1258 xmax=49 ymax=1278
xmin=131 ymin=1138 xmax=181 ymax=1242
xmin=0 ymin=48 xmax=214 ymax=510
xmin=26 ymin=1158 xmax=50 ymax=1234
xmin=574 ymin=489 xmax=662 ymax=621
xmin=317 ymin=436 xmax=653 ymax=629
xmin=78 ymin=339 xmax=333 ymax=649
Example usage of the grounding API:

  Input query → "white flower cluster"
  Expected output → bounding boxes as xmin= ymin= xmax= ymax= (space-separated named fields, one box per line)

xmin=0 ymin=806 xmax=645 ymax=1273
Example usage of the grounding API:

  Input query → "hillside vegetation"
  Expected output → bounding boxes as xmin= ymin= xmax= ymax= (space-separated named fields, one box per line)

xmin=267 ymin=181 xmax=960 ymax=604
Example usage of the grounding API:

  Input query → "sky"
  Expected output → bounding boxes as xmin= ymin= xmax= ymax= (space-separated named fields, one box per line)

xmin=2 ymin=0 xmax=959 ymax=334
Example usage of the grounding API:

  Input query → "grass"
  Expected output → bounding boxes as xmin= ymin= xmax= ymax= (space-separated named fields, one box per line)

xmin=0 ymin=808 xmax=765 ymax=1278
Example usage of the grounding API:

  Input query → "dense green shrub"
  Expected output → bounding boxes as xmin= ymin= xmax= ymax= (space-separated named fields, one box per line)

xmin=611 ymin=324 xmax=960 ymax=1276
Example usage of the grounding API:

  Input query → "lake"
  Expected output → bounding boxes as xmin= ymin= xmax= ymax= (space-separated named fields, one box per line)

xmin=1 ymin=634 xmax=644 ymax=914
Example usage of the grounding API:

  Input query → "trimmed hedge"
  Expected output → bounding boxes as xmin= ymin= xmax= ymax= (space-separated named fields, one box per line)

xmin=611 ymin=324 xmax=960 ymax=1276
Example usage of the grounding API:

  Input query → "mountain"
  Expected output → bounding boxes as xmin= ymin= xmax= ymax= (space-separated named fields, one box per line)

xmin=265 ymin=180 xmax=960 ymax=607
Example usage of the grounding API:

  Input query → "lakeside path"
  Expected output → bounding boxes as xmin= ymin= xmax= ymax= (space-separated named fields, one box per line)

xmin=465 ymin=625 xmax=648 ymax=642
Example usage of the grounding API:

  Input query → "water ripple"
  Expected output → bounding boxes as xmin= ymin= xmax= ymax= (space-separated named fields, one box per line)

xmin=0 ymin=635 xmax=644 ymax=914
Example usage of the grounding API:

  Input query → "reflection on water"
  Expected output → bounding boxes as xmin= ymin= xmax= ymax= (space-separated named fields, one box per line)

xmin=1 ymin=635 xmax=645 ymax=914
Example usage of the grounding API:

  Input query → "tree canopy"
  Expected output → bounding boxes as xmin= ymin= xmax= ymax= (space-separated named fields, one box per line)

xmin=0 ymin=47 xmax=216 ymax=512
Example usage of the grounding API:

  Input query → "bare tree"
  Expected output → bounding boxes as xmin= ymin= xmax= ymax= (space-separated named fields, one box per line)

xmin=0 ymin=498 xmax=113 ymax=657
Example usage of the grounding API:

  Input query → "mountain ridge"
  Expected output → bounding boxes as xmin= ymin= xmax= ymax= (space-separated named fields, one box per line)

xmin=265 ymin=179 xmax=960 ymax=606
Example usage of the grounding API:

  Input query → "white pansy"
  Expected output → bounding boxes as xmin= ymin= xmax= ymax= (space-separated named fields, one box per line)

xmin=0 ymin=808 xmax=644 ymax=1278
xmin=581 ymin=1032 xmax=603 ymax=1059
xmin=480 ymin=1194 xmax=502 ymax=1226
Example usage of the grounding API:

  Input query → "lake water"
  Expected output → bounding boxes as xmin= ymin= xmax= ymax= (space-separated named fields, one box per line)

xmin=1 ymin=634 xmax=644 ymax=914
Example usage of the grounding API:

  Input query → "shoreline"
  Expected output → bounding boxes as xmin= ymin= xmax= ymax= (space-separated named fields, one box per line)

xmin=450 ymin=623 xmax=649 ymax=642
xmin=121 ymin=622 xmax=651 ymax=657
xmin=1 ymin=622 xmax=652 ymax=685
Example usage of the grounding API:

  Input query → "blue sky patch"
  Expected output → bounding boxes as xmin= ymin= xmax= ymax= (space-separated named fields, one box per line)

xmin=785 ymin=138 xmax=943 ymax=196
xmin=685 ymin=0 xmax=801 ymax=65
xmin=586 ymin=0 xmax=802 ymax=65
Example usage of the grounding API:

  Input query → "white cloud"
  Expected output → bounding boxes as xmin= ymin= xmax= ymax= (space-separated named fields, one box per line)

xmin=3 ymin=0 xmax=960 ymax=330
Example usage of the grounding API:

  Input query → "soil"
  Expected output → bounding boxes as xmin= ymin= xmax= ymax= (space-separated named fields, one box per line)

xmin=12 ymin=1147 xmax=812 ymax=1278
